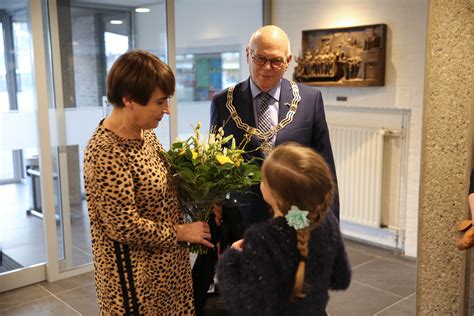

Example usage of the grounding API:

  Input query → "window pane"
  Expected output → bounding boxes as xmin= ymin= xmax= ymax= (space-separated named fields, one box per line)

xmin=0 ymin=22 xmax=9 ymax=112
xmin=13 ymin=13 xmax=34 ymax=112
xmin=175 ymin=0 xmax=262 ymax=139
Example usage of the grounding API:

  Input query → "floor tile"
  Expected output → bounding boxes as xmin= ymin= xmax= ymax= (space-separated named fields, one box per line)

xmin=56 ymin=283 xmax=99 ymax=315
xmin=405 ymin=293 xmax=415 ymax=301
xmin=375 ymin=297 xmax=416 ymax=315
xmin=204 ymin=295 xmax=231 ymax=316
xmin=40 ymin=272 xmax=95 ymax=294
xmin=1 ymin=296 xmax=79 ymax=315
xmin=346 ymin=246 xmax=377 ymax=267
xmin=327 ymin=281 xmax=402 ymax=316
xmin=0 ymin=284 xmax=50 ymax=311
xmin=352 ymin=258 xmax=416 ymax=297
xmin=345 ymin=239 xmax=406 ymax=259
xmin=72 ymin=246 xmax=93 ymax=267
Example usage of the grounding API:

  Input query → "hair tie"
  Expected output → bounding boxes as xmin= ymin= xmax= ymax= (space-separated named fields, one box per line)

xmin=285 ymin=205 xmax=310 ymax=230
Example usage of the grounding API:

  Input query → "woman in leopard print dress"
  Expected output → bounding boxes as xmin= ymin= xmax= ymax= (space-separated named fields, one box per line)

xmin=84 ymin=50 xmax=214 ymax=315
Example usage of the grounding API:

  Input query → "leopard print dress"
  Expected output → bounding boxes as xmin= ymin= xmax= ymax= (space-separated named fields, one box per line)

xmin=84 ymin=122 xmax=194 ymax=315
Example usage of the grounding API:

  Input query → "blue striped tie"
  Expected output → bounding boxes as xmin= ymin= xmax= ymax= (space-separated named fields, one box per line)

xmin=258 ymin=93 xmax=272 ymax=133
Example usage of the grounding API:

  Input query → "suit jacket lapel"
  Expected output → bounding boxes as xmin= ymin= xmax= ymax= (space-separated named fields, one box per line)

xmin=276 ymin=79 xmax=293 ymax=145
xmin=236 ymin=78 xmax=256 ymax=127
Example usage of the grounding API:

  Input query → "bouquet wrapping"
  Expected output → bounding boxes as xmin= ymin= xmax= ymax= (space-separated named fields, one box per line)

xmin=163 ymin=123 xmax=261 ymax=253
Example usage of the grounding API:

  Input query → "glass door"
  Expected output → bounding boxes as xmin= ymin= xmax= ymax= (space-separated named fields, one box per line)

xmin=46 ymin=2 xmax=134 ymax=274
xmin=0 ymin=0 xmax=47 ymax=292
xmin=45 ymin=0 xmax=170 ymax=279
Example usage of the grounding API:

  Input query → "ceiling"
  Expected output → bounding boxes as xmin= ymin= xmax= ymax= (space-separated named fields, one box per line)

xmin=71 ymin=0 xmax=163 ymax=8
xmin=0 ymin=0 xmax=163 ymax=12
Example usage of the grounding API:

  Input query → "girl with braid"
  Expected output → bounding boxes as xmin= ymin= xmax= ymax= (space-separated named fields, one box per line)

xmin=216 ymin=142 xmax=351 ymax=315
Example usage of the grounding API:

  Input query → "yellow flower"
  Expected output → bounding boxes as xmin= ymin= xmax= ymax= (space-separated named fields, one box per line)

xmin=216 ymin=154 xmax=233 ymax=165
xmin=234 ymin=159 xmax=241 ymax=167
xmin=179 ymin=149 xmax=186 ymax=156
xmin=192 ymin=151 xmax=198 ymax=160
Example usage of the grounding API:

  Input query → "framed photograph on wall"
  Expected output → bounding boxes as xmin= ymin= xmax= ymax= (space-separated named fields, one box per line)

xmin=294 ymin=24 xmax=386 ymax=87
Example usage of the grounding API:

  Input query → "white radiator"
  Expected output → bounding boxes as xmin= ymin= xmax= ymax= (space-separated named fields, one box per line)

xmin=329 ymin=125 xmax=387 ymax=228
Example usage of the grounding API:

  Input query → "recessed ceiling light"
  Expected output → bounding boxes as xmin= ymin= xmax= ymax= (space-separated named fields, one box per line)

xmin=110 ymin=20 xmax=123 ymax=25
xmin=135 ymin=7 xmax=151 ymax=13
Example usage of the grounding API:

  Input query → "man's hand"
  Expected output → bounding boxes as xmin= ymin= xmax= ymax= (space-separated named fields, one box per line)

xmin=212 ymin=203 xmax=223 ymax=226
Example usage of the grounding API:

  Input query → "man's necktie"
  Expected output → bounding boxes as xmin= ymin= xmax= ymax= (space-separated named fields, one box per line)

xmin=258 ymin=93 xmax=274 ymax=156
xmin=258 ymin=93 xmax=272 ymax=133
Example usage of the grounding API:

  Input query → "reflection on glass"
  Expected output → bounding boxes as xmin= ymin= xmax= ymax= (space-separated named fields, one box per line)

xmin=176 ymin=52 xmax=239 ymax=102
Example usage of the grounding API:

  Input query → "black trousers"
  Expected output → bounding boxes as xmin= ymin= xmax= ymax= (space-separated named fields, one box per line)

xmin=192 ymin=207 xmax=244 ymax=316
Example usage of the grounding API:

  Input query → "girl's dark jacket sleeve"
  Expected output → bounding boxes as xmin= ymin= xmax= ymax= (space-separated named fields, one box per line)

xmin=216 ymin=212 xmax=351 ymax=316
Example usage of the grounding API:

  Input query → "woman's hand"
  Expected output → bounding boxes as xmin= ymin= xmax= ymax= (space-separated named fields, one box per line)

xmin=175 ymin=222 xmax=214 ymax=248
xmin=231 ymin=239 xmax=244 ymax=251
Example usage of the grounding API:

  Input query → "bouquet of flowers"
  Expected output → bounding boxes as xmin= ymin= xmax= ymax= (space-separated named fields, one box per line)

xmin=162 ymin=123 xmax=261 ymax=253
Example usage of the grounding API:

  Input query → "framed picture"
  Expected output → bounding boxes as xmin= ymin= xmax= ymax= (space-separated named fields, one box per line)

xmin=294 ymin=24 xmax=386 ymax=87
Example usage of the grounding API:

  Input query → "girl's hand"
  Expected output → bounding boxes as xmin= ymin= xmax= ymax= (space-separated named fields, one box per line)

xmin=231 ymin=239 xmax=244 ymax=251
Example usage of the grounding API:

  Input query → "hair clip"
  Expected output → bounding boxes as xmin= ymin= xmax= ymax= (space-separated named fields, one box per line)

xmin=285 ymin=205 xmax=310 ymax=230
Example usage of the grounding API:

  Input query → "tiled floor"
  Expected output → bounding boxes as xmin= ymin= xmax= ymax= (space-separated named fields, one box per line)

xmin=0 ymin=239 xmax=417 ymax=315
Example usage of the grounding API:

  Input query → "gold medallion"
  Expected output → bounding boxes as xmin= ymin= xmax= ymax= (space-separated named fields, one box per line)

xmin=261 ymin=141 xmax=273 ymax=156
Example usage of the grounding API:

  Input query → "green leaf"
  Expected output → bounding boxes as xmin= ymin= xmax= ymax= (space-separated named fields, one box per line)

xmin=171 ymin=142 xmax=184 ymax=150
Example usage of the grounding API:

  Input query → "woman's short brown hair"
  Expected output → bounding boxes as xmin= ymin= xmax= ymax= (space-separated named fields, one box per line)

xmin=106 ymin=50 xmax=175 ymax=107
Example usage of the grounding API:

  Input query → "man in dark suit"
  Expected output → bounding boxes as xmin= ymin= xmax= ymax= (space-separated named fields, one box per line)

xmin=192 ymin=25 xmax=339 ymax=315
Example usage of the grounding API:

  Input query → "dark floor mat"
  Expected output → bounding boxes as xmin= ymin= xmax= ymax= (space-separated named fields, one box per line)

xmin=0 ymin=252 xmax=23 ymax=273
xmin=203 ymin=295 xmax=231 ymax=316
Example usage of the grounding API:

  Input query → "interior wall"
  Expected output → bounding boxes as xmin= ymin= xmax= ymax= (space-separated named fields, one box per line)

xmin=273 ymin=0 xmax=429 ymax=257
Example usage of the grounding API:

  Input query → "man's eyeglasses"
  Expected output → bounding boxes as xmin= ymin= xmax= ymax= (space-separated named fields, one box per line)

xmin=250 ymin=50 xmax=286 ymax=68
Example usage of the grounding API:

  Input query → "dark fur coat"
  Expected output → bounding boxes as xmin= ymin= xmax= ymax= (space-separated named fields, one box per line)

xmin=216 ymin=211 xmax=351 ymax=316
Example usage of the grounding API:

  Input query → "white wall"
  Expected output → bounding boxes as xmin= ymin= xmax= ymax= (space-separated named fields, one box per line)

xmin=273 ymin=0 xmax=429 ymax=257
